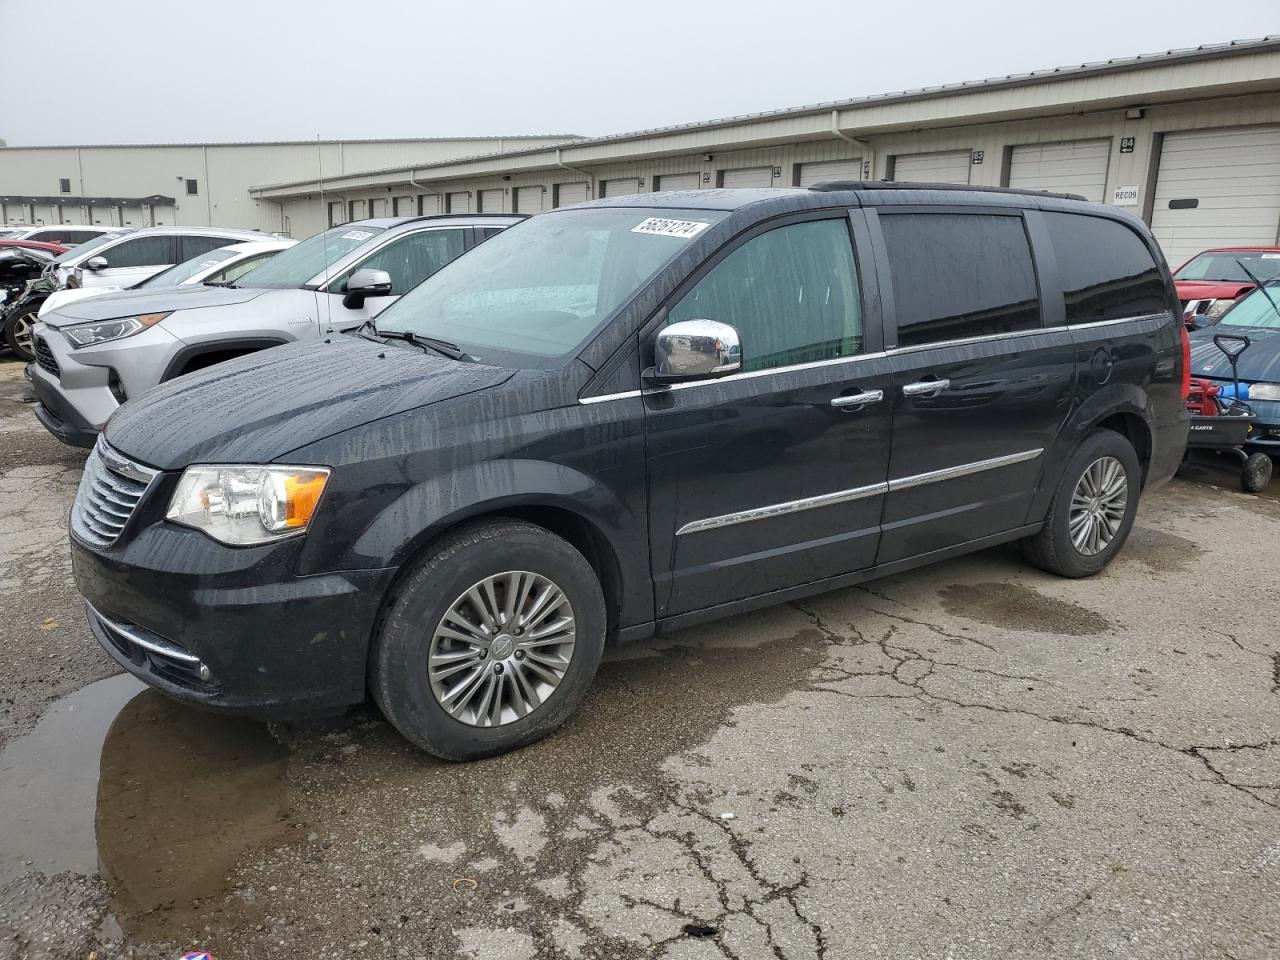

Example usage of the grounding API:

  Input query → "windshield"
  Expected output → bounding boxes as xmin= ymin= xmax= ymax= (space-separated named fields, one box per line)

xmin=374 ymin=207 xmax=727 ymax=365
xmin=139 ymin=248 xmax=237 ymax=288
xmin=54 ymin=232 xmax=118 ymax=264
xmin=1219 ymin=282 xmax=1280 ymax=330
xmin=234 ymin=225 xmax=384 ymax=289
xmin=1174 ymin=251 xmax=1280 ymax=283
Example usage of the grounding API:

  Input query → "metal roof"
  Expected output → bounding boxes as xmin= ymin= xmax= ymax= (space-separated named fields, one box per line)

xmin=0 ymin=135 xmax=580 ymax=151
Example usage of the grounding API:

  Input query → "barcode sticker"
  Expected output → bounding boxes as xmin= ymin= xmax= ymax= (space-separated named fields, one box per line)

xmin=631 ymin=218 xmax=711 ymax=239
xmin=341 ymin=230 xmax=373 ymax=241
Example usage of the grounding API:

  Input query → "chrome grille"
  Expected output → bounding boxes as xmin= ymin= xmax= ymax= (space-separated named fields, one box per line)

xmin=34 ymin=336 xmax=59 ymax=377
xmin=71 ymin=440 xmax=158 ymax=547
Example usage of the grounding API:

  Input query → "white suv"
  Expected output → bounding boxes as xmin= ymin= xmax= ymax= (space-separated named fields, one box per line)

xmin=53 ymin=226 xmax=265 ymax=291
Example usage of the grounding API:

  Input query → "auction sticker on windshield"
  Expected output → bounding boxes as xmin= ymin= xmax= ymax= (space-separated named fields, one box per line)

xmin=342 ymin=230 xmax=374 ymax=241
xmin=631 ymin=218 xmax=711 ymax=240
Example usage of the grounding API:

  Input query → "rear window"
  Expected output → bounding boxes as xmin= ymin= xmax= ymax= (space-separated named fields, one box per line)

xmin=1044 ymin=213 xmax=1169 ymax=324
xmin=880 ymin=212 xmax=1041 ymax=348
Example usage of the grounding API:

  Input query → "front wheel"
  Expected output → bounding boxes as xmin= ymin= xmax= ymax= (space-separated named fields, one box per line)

xmin=3 ymin=305 xmax=38 ymax=362
xmin=1023 ymin=429 xmax=1142 ymax=578
xmin=370 ymin=519 xmax=607 ymax=760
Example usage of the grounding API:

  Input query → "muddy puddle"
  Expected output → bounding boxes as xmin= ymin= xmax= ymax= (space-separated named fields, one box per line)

xmin=937 ymin=580 xmax=1109 ymax=635
xmin=0 ymin=673 xmax=291 ymax=943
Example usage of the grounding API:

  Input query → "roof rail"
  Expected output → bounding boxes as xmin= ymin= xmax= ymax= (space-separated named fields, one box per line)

xmin=807 ymin=180 xmax=1089 ymax=202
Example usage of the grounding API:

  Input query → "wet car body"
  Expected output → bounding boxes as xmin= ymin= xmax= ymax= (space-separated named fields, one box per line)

xmin=68 ymin=185 xmax=1189 ymax=750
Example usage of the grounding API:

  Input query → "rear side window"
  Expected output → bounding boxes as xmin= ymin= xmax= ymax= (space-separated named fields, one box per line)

xmin=668 ymin=218 xmax=862 ymax=371
xmin=101 ymin=235 xmax=175 ymax=268
xmin=880 ymin=213 xmax=1040 ymax=348
xmin=1044 ymin=213 xmax=1169 ymax=324
xmin=180 ymin=235 xmax=238 ymax=260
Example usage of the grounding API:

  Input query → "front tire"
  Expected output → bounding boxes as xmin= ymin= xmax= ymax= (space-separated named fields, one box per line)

xmin=371 ymin=519 xmax=606 ymax=760
xmin=3 ymin=305 xmax=38 ymax=362
xmin=1023 ymin=429 xmax=1141 ymax=578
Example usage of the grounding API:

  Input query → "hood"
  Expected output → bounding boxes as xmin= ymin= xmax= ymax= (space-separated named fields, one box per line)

xmin=40 ymin=282 xmax=269 ymax=326
xmin=1189 ymin=325 xmax=1280 ymax=384
xmin=104 ymin=335 xmax=516 ymax=469
xmin=1175 ymin=279 xmax=1254 ymax=302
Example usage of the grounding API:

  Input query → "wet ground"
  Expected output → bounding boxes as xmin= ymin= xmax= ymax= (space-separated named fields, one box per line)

xmin=1 ymin=356 xmax=1278 ymax=959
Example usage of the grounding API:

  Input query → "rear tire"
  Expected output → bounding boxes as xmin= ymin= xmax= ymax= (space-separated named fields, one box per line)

xmin=1023 ymin=429 xmax=1141 ymax=578
xmin=3 ymin=305 xmax=37 ymax=362
xmin=1241 ymin=452 xmax=1272 ymax=493
xmin=370 ymin=519 xmax=606 ymax=760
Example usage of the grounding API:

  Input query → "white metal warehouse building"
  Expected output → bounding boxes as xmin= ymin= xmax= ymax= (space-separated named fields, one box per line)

xmin=3 ymin=37 xmax=1279 ymax=266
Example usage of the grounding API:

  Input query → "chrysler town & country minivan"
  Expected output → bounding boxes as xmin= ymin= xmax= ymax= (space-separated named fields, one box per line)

xmin=69 ymin=184 xmax=1190 ymax=759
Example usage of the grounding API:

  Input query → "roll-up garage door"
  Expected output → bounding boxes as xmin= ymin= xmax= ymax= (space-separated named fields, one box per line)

xmin=656 ymin=172 xmax=700 ymax=191
xmin=602 ymin=178 xmax=640 ymax=197
xmin=478 ymin=189 xmax=504 ymax=213
xmin=720 ymin=167 xmax=773 ymax=188
xmin=892 ymin=150 xmax=971 ymax=184
xmin=367 ymin=198 xmax=386 ymax=218
xmin=1151 ymin=125 xmax=1280 ymax=267
xmin=515 ymin=186 xmax=545 ymax=213
xmin=797 ymin=158 xmax=863 ymax=187
xmin=555 ymin=182 xmax=589 ymax=207
xmin=447 ymin=192 xmax=471 ymax=213
xmin=1007 ymin=140 xmax=1110 ymax=202
xmin=391 ymin=196 xmax=414 ymax=217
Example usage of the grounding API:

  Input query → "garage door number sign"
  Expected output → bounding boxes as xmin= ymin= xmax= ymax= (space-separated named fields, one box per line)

xmin=1112 ymin=185 xmax=1140 ymax=206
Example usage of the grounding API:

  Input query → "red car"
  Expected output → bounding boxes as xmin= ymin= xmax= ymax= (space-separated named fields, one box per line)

xmin=0 ymin=239 xmax=70 ymax=256
xmin=1173 ymin=246 xmax=1280 ymax=328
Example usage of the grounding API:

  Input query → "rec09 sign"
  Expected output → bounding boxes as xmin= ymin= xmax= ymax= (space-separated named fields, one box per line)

xmin=1111 ymin=185 xmax=1140 ymax=207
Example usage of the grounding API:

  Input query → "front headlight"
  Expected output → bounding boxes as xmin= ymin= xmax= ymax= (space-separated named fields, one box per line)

xmin=1248 ymin=383 xmax=1280 ymax=401
xmin=63 ymin=311 xmax=170 ymax=347
xmin=1206 ymin=298 xmax=1235 ymax=320
xmin=166 ymin=465 xmax=331 ymax=546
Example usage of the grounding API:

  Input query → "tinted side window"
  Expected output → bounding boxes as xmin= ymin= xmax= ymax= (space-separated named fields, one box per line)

xmin=180 ymin=235 xmax=237 ymax=260
xmin=103 ymin=236 xmax=176 ymax=268
xmin=333 ymin=229 xmax=466 ymax=294
xmin=211 ymin=253 xmax=274 ymax=284
xmin=668 ymin=218 xmax=862 ymax=371
xmin=1043 ymin=213 xmax=1168 ymax=324
xmin=881 ymin=213 xmax=1040 ymax=348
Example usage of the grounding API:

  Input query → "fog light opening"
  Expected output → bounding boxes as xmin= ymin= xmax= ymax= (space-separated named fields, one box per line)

xmin=107 ymin=370 xmax=128 ymax=405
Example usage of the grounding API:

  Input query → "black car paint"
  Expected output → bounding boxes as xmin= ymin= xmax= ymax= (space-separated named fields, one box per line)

xmin=72 ymin=187 xmax=1189 ymax=715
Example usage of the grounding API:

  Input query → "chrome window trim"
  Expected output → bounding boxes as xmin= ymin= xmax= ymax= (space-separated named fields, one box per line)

xmin=675 ymin=448 xmax=1044 ymax=536
xmin=576 ymin=312 xmax=1170 ymax=403
xmin=675 ymin=481 xmax=889 ymax=536
xmin=886 ymin=447 xmax=1044 ymax=491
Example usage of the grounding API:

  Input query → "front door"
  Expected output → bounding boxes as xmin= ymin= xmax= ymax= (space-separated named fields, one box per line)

xmin=645 ymin=214 xmax=893 ymax=618
xmin=83 ymin=234 xmax=177 ymax=289
xmin=871 ymin=209 xmax=1074 ymax=563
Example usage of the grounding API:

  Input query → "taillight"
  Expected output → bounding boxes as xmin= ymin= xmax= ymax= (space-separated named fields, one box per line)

xmin=1180 ymin=322 xmax=1192 ymax=399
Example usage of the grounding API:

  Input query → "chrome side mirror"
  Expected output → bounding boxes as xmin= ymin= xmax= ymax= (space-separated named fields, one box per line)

xmin=651 ymin=319 xmax=741 ymax=381
xmin=342 ymin=267 xmax=392 ymax=309
xmin=85 ymin=256 xmax=108 ymax=271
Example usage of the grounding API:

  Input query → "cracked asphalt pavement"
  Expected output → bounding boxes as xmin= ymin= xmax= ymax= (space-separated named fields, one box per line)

xmin=1 ymin=357 xmax=1278 ymax=959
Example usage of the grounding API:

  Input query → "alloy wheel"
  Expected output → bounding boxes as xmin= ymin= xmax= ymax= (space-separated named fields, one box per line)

xmin=13 ymin=313 xmax=33 ymax=356
xmin=428 ymin=571 xmax=576 ymax=727
xmin=1069 ymin=455 xmax=1128 ymax=556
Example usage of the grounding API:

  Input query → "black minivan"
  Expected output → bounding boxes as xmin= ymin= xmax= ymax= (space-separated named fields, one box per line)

xmin=70 ymin=184 xmax=1190 ymax=759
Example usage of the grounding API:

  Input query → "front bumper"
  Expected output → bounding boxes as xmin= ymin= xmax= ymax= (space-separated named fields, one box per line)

xmin=73 ymin=522 xmax=397 ymax=717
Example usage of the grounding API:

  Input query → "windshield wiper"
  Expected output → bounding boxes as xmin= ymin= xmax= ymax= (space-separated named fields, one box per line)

xmin=356 ymin=321 xmax=475 ymax=362
xmin=1236 ymin=259 xmax=1280 ymax=324
xmin=203 ymin=280 xmax=235 ymax=288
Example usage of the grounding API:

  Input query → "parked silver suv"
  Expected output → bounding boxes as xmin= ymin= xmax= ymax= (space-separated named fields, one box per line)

xmin=29 ymin=215 xmax=521 ymax=446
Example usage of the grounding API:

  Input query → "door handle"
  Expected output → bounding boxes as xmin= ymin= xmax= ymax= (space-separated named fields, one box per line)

xmin=830 ymin=389 xmax=884 ymax=410
xmin=902 ymin=378 xmax=950 ymax=398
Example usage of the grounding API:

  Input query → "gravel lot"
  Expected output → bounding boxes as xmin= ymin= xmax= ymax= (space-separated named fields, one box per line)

xmin=0 ymin=356 xmax=1277 ymax=960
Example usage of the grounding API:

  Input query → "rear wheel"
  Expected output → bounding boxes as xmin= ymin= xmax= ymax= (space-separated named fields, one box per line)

xmin=1023 ymin=429 xmax=1141 ymax=578
xmin=3 ymin=305 xmax=38 ymax=362
xmin=370 ymin=519 xmax=606 ymax=760
xmin=1241 ymin=452 xmax=1273 ymax=493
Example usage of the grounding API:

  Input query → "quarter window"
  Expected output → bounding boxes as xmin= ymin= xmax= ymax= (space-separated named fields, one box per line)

xmin=667 ymin=218 xmax=863 ymax=371
xmin=1043 ymin=213 xmax=1169 ymax=324
xmin=880 ymin=213 xmax=1040 ymax=347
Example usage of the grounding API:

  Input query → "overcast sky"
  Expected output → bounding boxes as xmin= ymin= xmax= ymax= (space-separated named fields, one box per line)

xmin=1 ymin=0 xmax=1276 ymax=146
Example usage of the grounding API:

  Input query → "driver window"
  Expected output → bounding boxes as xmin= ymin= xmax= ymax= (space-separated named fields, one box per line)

xmin=331 ymin=229 xmax=465 ymax=295
xmin=666 ymin=218 xmax=862 ymax=372
xmin=210 ymin=254 xmax=272 ymax=285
